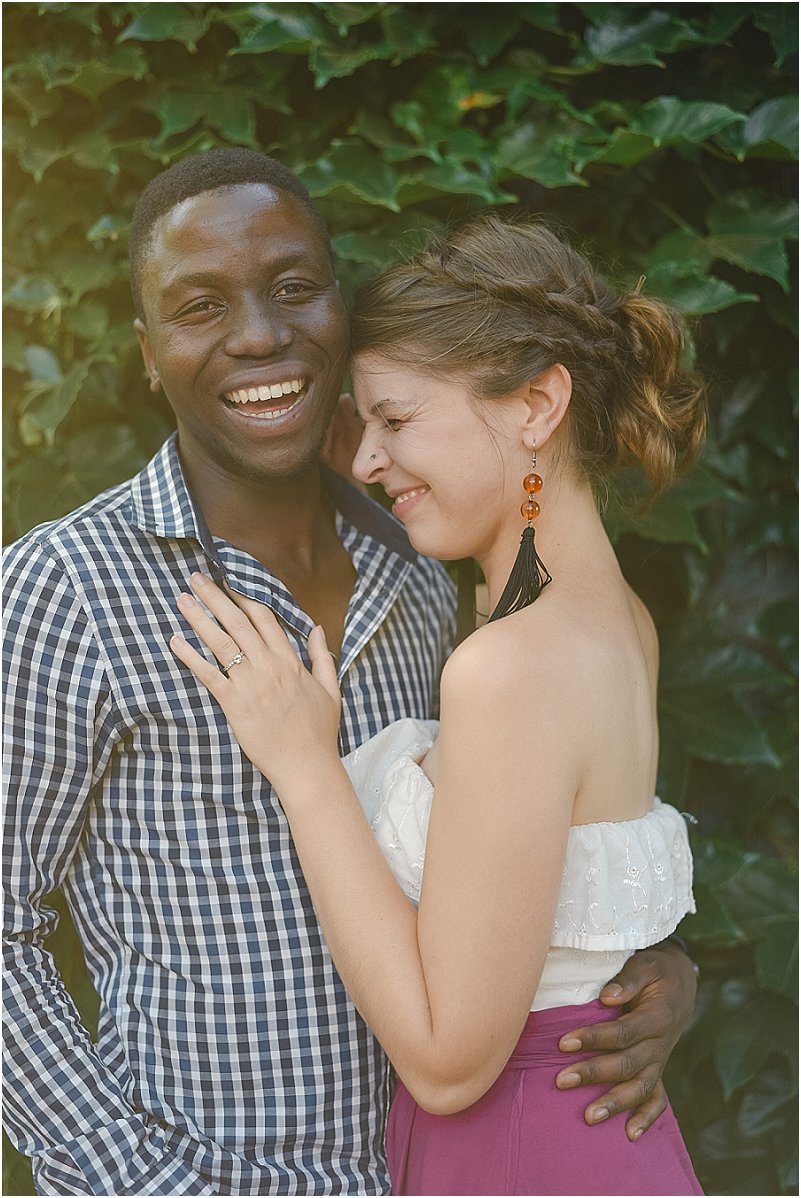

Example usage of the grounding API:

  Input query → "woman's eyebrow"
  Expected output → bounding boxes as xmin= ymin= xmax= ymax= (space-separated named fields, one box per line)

xmin=370 ymin=394 xmax=417 ymax=416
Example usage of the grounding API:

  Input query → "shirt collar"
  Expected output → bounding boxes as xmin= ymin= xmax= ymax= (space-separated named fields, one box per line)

xmin=128 ymin=433 xmax=418 ymax=567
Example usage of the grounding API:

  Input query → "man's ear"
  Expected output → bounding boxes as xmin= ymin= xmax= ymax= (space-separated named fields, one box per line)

xmin=521 ymin=364 xmax=572 ymax=450
xmin=134 ymin=318 xmax=162 ymax=394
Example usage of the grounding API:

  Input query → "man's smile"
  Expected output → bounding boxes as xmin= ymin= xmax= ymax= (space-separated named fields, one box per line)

xmin=224 ymin=379 xmax=304 ymax=404
xmin=222 ymin=378 xmax=307 ymax=420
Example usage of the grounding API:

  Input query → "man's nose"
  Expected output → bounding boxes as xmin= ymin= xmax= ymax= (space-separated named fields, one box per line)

xmin=224 ymin=296 xmax=291 ymax=357
xmin=352 ymin=432 xmax=389 ymax=484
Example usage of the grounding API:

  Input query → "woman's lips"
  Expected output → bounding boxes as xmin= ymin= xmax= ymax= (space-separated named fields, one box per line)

xmin=390 ymin=486 xmax=430 ymax=517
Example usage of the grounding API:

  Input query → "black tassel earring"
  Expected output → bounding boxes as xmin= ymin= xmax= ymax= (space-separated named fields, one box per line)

xmin=488 ymin=446 xmax=552 ymax=622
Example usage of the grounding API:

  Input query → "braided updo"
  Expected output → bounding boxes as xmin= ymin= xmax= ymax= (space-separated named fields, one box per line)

xmin=350 ymin=213 xmax=706 ymax=490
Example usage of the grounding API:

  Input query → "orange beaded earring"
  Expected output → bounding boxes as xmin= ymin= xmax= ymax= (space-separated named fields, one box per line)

xmin=488 ymin=445 xmax=552 ymax=622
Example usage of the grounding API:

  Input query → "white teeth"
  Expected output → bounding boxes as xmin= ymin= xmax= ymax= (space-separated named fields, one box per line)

xmin=244 ymin=404 xmax=298 ymax=420
xmin=225 ymin=380 xmax=304 ymax=404
xmin=395 ymin=487 xmax=428 ymax=504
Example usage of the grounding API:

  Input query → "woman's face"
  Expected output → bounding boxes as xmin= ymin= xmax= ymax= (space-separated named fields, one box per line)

xmin=351 ymin=353 xmax=529 ymax=562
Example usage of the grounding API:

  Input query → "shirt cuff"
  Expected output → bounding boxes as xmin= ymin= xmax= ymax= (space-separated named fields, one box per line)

xmin=34 ymin=1120 xmax=215 ymax=1196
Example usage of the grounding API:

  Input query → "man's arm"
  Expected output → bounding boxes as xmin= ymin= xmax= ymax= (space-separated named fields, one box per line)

xmin=555 ymin=940 xmax=698 ymax=1139
xmin=3 ymin=540 xmax=213 ymax=1196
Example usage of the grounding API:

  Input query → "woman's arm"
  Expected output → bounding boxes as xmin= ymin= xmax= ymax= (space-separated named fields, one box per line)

xmin=171 ymin=575 xmax=578 ymax=1114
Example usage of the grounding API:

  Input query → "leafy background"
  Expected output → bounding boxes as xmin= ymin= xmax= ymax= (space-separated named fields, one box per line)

xmin=3 ymin=3 xmax=797 ymax=1194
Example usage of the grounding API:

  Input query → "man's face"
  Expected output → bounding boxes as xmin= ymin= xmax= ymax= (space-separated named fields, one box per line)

xmin=135 ymin=183 xmax=349 ymax=485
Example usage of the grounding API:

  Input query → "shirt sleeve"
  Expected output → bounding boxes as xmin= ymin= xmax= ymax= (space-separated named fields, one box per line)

xmin=2 ymin=537 xmax=214 ymax=1196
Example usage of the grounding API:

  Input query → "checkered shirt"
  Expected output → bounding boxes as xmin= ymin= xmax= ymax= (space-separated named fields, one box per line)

xmin=3 ymin=436 xmax=455 ymax=1196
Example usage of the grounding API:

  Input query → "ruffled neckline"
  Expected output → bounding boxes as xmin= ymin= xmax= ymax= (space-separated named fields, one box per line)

xmin=343 ymin=718 xmax=695 ymax=946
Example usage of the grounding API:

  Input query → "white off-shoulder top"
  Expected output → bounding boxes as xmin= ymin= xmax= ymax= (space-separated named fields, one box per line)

xmin=342 ymin=718 xmax=695 ymax=1011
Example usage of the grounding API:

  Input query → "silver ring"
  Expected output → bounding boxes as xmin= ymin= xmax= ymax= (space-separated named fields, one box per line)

xmin=222 ymin=651 xmax=247 ymax=675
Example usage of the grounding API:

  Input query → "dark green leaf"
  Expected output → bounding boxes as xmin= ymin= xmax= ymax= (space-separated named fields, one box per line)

xmin=19 ymin=360 xmax=89 ymax=446
xmin=494 ymin=124 xmax=584 ymax=188
xmin=309 ymin=40 xmax=396 ymax=89
xmin=314 ymin=2 xmax=384 ymax=35
xmin=227 ymin=5 xmax=330 ymax=55
xmin=661 ymin=694 xmax=781 ymax=767
xmin=117 ymin=4 xmax=211 ymax=50
xmin=5 ymin=67 xmax=62 ymax=124
xmin=644 ymin=263 xmax=758 ymax=315
xmin=687 ymin=883 xmax=746 ymax=942
xmin=9 ymin=119 xmax=67 ymax=181
xmin=715 ymin=996 xmax=796 ymax=1097
xmin=743 ymin=95 xmax=798 ymax=157
xmin=631 ymin=97 xmax=745 ymax=146
xmin=460 ymin=8 xmax=522 ymax=67
xmin=86 ymin=215 xmax=129 ymax=244
xmin=380 ymin=7 xmax=438 ymax=57
xmin=737 ymin=1064 xmax=797 ymax=1136
xmin=753 ymin=3 xmax=799 ymax=67
xmin=519 ymin=4 xmax=564 ymax=34
xmin=298 ymin=143 xmax=400 ymax=211
xmin=704 ymin=4 xmax=751 ymax=42
xmin=755 ymin=921 xmax=798 ymax=999
xmin=397 ymin=161 xmax=514 ymax=206
xmin=62 ymin=44 xmax=149 ymax=100
xmin=4 ymin=275 xmax=63 ymax=316
xmin=580 ymin=127 xmax=655 ymax=168
xmin=23 ymin=345 xmax=62 ymax=384
xmin=49 ymin=249 xmax=119 ymax=301
xmin=331 ymin=233 xmax=396 ymax=269
xmin=706 ymin=191 xmax=798 ymax=291
xmin=63 ymin=300 xmax=110 ymax=341
xmin=577 ymin=11 xmax=704 ymax=68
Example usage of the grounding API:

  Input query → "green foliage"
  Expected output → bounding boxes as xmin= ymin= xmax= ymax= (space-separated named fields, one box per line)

xmin=3 ymin=4 xmax=797 ymax=1195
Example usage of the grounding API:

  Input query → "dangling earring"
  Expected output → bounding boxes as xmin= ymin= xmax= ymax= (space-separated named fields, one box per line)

xmin=488 ymin=445 xmax=552 ymax=622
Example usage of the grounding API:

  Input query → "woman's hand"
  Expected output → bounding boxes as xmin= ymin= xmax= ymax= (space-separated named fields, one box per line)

xmin=171 ymin=574 xmax=342 ymax=792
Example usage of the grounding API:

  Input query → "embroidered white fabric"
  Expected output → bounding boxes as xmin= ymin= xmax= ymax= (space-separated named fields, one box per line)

xmin=343 ymin=718 xmax=696 ymax=1011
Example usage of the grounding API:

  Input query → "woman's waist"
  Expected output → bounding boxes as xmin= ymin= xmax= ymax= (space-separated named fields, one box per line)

xmin=530 ymin=945 xmax=633 ymax=1011
xmin=507 ymin=998 xmax=618 ymax=1069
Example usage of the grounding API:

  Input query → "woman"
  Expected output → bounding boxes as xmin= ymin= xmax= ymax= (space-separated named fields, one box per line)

xmin=170 ymin=214 xmax=704 ymax=1195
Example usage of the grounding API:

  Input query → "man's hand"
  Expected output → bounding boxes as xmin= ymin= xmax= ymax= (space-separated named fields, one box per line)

xmin=555 ymin=940 xmax=698 ymax=1141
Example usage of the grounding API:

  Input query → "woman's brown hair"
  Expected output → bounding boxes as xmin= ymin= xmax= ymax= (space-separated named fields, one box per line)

xmin=350 ymin=213 xmax=706 ymax=491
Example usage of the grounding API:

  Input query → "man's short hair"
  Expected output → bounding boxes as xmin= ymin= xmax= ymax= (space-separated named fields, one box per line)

xmin=128 ymin=147 xmax=329 ymax=320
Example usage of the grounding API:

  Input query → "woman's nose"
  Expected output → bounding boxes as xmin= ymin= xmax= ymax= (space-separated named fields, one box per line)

xmin=352 ymin=433 xmax=389 ymax=484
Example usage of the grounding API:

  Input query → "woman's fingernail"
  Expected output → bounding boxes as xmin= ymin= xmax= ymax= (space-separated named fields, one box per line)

xmin=630 ymin=1127 xmax=644 ymax=1141
xmin=589 ymin=1107 xmax=609 ymax=1123
xmin=177 ymin=593 xmax=195 ymax=609
xmin=559 ymin=1036 xmax=582 ymax=1052
xmin=191 ymin=573 xmax=208 ymax=586
xmin=602 ymin=984 xmax=624 ymax=998
xmin=556 ymin=1072 xmax=580 ymax=1089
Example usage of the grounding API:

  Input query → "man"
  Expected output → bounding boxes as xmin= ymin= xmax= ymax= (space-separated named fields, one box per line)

xmin=4 ymin=149 xmax=697 ymax=1195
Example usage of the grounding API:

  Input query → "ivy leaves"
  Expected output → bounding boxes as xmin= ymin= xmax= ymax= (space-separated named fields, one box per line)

xmin=3 ymin=5 xmax=797 ymax=1194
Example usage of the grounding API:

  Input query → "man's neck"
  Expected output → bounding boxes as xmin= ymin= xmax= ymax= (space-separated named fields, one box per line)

xmin=179 ymin=446 xmax=333 ymax=571
xmin=177 ymin=445 xmax=357 ymax=653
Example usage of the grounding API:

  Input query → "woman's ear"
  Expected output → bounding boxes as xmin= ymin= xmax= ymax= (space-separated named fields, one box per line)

xmin=134 ymin=318 xmax=162 ymax=393
xmin=522 ymin=364 xmax=572 ymax=449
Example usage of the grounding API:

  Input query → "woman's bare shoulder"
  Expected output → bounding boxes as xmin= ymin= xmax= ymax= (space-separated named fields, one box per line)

xmin=440 ymin=601 xmax=580 ymax=710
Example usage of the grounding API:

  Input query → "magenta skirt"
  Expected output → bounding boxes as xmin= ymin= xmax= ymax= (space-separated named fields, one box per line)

xmin=386 ymin=1000 xmax=703 ymax=1196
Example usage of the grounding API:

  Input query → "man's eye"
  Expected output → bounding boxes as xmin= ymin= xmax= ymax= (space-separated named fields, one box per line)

xmin=180 ymin=299 xmax=221 ymax=317
xmin=274 ymin=281 xmax=311 ymax=300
